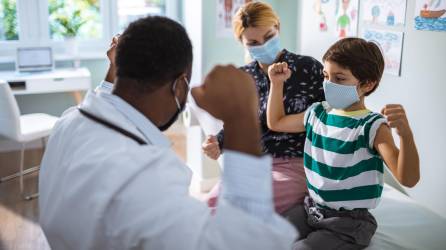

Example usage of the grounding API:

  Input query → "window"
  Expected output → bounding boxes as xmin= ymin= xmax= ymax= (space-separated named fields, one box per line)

xmin=117 ymin=0 xmax=165 ymax=32
xmin=48 ymin=0 xmax=102 ymax=41
xmin=0 ymin=0 xmax=178 ymax=61
xmin=0 ymin=0 xmax=18 ymax=41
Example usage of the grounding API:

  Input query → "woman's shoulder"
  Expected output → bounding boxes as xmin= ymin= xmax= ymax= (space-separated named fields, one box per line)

xmin=284 ymin=50 xmax=322 ymax=66
xmin=239 ymin=60 xmax=258 ymax=73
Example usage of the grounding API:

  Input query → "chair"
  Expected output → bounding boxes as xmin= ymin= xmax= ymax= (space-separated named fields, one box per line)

xmin=0 ymin=80 xmax=59 ymax=200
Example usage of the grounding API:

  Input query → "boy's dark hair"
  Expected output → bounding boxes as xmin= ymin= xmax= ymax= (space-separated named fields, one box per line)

xmin=322 ymin=38 xmax=384 ymax=96
xmin=116 ymin=16 xmax=193 ymax=92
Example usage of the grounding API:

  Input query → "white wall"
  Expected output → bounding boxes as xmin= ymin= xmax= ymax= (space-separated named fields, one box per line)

xmin=298 ymin=1 xmax=446 ymax=217
xmin=181 ymin=0 xmax=299 ymax=191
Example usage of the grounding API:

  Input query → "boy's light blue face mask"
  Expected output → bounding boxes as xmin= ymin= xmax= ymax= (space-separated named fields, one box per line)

xmin=323 ymin=80 xmax=360 ymax=109
xmin=247 ymin=34 xmax=282 ymax=65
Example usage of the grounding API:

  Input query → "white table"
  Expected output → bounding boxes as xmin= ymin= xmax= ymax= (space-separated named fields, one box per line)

xmin=0 ymin=68 xmax=91 ymax=104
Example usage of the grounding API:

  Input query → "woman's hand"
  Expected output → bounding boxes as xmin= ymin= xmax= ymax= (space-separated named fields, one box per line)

xmin=202 ymin=135 xmax=221 ymax=160
xmin=268 ymin=62 xmax=292 ymax=85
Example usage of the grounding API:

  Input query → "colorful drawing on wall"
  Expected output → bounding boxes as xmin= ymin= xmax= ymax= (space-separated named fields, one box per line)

xmin=414 ymin=0 xmax=446 ymax=31
xmin=363 ymin=0 xmax=407 ymax=27
xmin=335 ymin=0 xmax=359 ymax=38
xmin=216 ymin=0 xmax=252 ymax=38
xmin=362 ymin=29 xmax=404 ymax=76
xmin=314 ymin=0 xmax=330 ymax=31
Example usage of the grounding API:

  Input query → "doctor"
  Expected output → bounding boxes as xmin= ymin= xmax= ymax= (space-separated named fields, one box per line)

xmin=39 ymin=16 xmax=296 ymax=249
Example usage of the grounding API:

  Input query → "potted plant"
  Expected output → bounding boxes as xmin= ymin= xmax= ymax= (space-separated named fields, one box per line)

xmin=49 ymin=1 xmax=90 ymax=67
xmin=0 ymin=0 xmax=18 ymax=40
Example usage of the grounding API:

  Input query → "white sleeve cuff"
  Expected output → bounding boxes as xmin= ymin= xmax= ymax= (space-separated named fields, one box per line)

xmin=220 ymin=150 xmax=274 ymax=220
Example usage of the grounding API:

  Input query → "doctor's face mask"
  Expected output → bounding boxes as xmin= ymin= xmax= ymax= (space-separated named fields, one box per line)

xmin=158 ymin=76 xmax=190 ymax=131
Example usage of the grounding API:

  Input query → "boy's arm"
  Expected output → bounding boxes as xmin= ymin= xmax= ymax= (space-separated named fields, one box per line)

xmin=266 ymin=63 xmax=305 ymax=133
xmin=374 ymin=104 xmax=420 ymax=188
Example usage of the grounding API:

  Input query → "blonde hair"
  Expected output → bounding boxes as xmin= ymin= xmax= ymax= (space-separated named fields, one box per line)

xmin=233 ymin=1 xmax=280 ymax=41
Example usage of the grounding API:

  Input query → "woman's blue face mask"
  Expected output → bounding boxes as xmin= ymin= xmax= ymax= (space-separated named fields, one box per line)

xmin=247 ymin=34 xmax=282 ymax=65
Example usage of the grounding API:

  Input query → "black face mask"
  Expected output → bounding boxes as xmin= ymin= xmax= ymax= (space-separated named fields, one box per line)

xmin=158 ymin=77 xmax=189 ymax=132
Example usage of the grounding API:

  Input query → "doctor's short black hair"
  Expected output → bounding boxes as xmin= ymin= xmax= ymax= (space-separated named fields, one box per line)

xmin=115 ymin=16 xmax=193 ymax=92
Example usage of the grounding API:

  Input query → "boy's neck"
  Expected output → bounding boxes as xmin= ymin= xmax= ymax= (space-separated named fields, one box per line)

xmin=337 ymin=98 xmax=368 ymax=112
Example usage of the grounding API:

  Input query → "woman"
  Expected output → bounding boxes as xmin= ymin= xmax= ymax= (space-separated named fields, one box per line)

xmin=203 ymin=1 xmax=325 ymax=215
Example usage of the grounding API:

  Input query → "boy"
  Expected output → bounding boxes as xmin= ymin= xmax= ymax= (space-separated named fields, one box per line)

xmin=266 ymin=38 xmax=420 ymax=249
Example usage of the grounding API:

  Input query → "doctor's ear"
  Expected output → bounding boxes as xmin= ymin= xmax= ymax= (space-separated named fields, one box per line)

xmin=177 ymin=73 xmax=189 ymax=86
xmin=172 ymin=74 xmax=189 ymax=96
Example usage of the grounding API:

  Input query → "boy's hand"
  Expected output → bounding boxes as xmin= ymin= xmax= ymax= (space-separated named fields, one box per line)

xmin=268 ymin=62 xmax=291 ymax=85
xmin=381 ymin=104 xmax=413 ymax=138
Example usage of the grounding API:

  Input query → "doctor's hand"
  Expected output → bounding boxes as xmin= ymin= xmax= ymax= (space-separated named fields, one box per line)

xmin=268 ymin=62 xmax=291 ymax=85
xmin=192 ymin=65 xmax=262 ymax=156
xmin=192 ymin=65 xmax=258 ymax=123
xmin=202 ymin=135 xmax=221 ymax=160
xmin=107 ymin=35 xmax=119 ymax=66
xmin=105 ymin=34 xmax=120 ymax=83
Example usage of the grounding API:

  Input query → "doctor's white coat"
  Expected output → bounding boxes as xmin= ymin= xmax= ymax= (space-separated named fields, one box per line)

xmin=39 ymin=89 xmax=296 ymax=250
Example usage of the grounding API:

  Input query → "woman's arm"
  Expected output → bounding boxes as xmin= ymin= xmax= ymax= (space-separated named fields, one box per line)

xmin=374 ymin=104 xmax=420 ymax=188
xmin=266 ymin=63 xmax=305 ymax=133
xmin=310 ymin=58 xmax=325 ymax=102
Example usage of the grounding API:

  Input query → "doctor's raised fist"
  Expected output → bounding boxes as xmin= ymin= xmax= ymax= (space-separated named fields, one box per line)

xmin=191 ymin=65 xmax=259 ymax=123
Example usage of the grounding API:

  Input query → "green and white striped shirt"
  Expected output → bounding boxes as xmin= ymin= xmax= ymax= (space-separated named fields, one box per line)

xmin=303 ymin=102 xmax=387 ymax=210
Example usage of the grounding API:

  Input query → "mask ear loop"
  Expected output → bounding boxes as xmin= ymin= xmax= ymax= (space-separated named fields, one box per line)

xmin=172 ymin=76 xmax=190 ymax=110
xmin=172 ymin=79 xmax=182 ymax=110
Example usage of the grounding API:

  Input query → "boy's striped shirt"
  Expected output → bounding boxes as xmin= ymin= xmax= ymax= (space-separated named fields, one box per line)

xmin=303 ymin=102 xmax=387 ymax=210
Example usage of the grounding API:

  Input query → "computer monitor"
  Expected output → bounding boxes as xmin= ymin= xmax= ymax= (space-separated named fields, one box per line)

xmin=16 ymin=47 xmax=54 ymax=73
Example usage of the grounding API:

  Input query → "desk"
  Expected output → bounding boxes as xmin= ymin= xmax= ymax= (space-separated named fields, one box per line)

xmin=0 ymin=68 xmax=91 ymax=104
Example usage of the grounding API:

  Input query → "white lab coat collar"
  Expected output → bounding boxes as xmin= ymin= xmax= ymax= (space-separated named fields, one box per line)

xmin=79 ymin=91 xmax=171 ymax=148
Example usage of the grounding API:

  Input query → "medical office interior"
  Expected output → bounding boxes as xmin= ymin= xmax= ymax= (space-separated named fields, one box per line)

xmin=0 ymin=0 xmax=445 ymax=249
